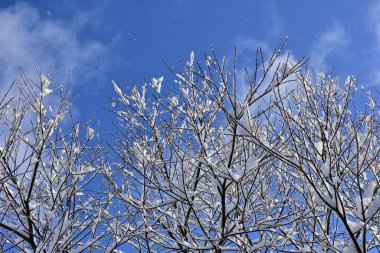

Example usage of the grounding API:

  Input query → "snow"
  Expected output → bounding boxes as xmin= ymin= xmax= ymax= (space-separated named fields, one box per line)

xmin=47 ymin=119 xmax=55 ymax=129
xmin=40 ymin=74 xmax=53 ymax=97
xmin=170 ymin=95 xmax=178 ymax=107
xmin=113 ymin=80 xmax=122 ymax=97
xmin=315 ymin=141 xmax=323 ymax=155
xmin=40 ymin=74 xmax=51 ymax=88
xmin=2 ymin=52 xmax=380 ymax=253
xmin=80 ymin=165 xmax=96 ymax=173
xmin=42 ymin=87 xmax=53 ymax=97
xmin=30 ymin=157 xmax=39 ymax=164
xmin=230 ymin=172 xmax=241 ymax=182
xmin=189 ymin=51 xmax=194 ymax=67
xmin=206 ymin=56 xmax=212 ymax=66
xmin=134 ymin=144 xmax=144 ymax=164
xmin=75 ymin=123 xmax=80 ymax=137
xmin=151 ymin=76 xmax=163 ymax=94
xmin=176 ymin=73 xmax=187 ymax=84
xmin=230 ymin=165 xmax=245 ymax=182
xmin=73 ymin=146 xmax=80 ymax=154
xmin=86 ymin=126 xmax=95 ymax=141
xmin=311 ymin=186 xmax=336 ymax=210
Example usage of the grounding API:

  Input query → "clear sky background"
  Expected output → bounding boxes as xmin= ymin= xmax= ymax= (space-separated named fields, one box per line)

xmin=0 ymin=0 xmax=378 ymax=128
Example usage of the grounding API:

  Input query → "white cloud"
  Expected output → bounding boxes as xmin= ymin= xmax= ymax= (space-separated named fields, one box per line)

xmin=309 ymin=22 xmax=346 ymax=69
xmin=0 ymin=2 xmax=109 ymax=96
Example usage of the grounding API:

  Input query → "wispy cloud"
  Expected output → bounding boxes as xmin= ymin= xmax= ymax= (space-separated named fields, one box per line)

xmin=0 ymin=2 xmax=109 ymax=95
xmin=309 ymin=22 xmax=346 ymax=69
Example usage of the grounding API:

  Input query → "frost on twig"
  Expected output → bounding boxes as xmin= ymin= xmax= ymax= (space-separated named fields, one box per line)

xmin=0 ymin=71 xmax=110 ymax=252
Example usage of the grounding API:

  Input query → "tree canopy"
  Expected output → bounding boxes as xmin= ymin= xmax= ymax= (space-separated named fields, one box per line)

xmin=0 ymin=42 xmax=379 ymax=252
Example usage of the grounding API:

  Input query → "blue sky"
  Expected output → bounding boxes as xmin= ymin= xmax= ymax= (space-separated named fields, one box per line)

xmin=0 ymin=2 xmax=378 ymax=252
xmin=0 ymin=0 xmax=379 ymax=126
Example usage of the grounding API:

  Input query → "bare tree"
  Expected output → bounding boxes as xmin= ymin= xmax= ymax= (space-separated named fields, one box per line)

xmin=108 ymin=42 xmax=311 ymax=252
xmin=0 ymin=72 xmax=109 ymax=252
xmin=1 ymin=42 xmax=378 ymax=253
xmin=252 ymin=72 xmax=380 ymax=253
